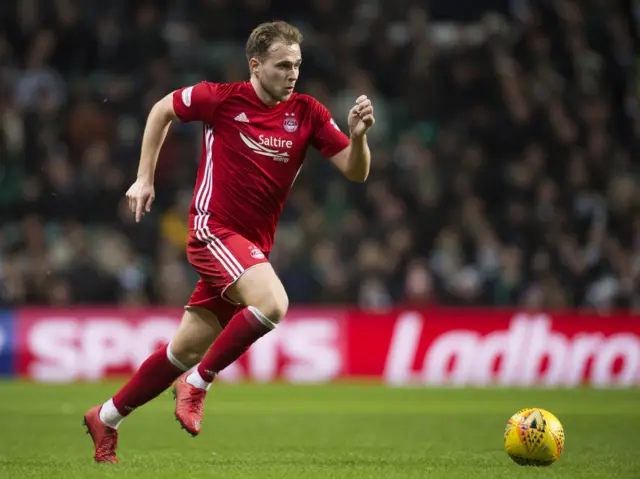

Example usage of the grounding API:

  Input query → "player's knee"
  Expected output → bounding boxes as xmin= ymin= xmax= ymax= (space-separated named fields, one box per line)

xmin=168 ymin=307 xmax=222 ymax=368
xmin=255 ymin=290 xmax=289 ymax=324
xmin=168 ymin=340 xmax=207 ymax=368
xmin=229 ymin=263 xmax=289 ymax=323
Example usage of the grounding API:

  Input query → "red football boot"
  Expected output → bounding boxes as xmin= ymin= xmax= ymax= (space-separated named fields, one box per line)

xmin=173 ymin=373 xmax=207 ymax=436
xmin=83 ymin=406 xmax=119 ymax=464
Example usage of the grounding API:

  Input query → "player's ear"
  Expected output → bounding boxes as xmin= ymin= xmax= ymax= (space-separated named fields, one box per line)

xmin=249 ymin=57 xmax=261 ymax=76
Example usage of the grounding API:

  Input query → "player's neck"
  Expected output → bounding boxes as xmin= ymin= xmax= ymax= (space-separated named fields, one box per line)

xmin=250 ymin=77 xmax=280 ymax=107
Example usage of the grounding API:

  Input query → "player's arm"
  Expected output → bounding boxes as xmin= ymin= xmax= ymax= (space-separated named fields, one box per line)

xmin=329 ymin=133 xmax=371 ymax=183
xmin=126 ymin=82 xmax=219 ymax=222
xmin=135 ymin=93 xmax=178 ymax=184
xmin=329 ymin=95 xmax=375 ymax=182
xmin=312 ymin=96 xmax=375 ymax=183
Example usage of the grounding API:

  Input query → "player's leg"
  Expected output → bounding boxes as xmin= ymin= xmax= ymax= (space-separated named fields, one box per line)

xmin=176 ymin=229 xmax=282 ymax=434
xmin=172 ymin=298 xmax=238 ymax=436
xmin=187 ymin=262 xmax=288 ymax=388
xmin=83 ymin=305 xmax=222 ymax=463
xmin=100 ymin=305 xmax=222 ymax=426
xmin=166 ymin=306 xmax=224 ymax=366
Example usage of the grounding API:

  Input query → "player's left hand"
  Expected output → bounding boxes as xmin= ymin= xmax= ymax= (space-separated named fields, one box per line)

xmin=348 ymin=95 xmax=375 ymax=138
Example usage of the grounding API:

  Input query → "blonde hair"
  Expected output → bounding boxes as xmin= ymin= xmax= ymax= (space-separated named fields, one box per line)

xmin=245 ymin=21 xmax=303 ymax=61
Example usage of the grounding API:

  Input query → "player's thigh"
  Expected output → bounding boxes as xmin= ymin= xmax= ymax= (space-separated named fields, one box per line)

xmin=170 ymin=305 xmax=223 ymax=365
xmin=224 ymin=263 xmax=289 ymax=323
xmin=186 ymin=229 xmax=283 ymax=320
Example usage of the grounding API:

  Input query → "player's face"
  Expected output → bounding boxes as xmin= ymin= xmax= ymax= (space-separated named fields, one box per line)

xmin=255 ymin=43 xmax=302 ymax=102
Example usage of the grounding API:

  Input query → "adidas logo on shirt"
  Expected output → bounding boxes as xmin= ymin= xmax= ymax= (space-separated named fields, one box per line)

xmin=234 ymin=112 xmax=250 ymax=123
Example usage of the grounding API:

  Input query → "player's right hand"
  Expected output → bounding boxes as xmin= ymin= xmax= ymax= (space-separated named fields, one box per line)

xmin=125 ymin=178 xmax=155 ymax=223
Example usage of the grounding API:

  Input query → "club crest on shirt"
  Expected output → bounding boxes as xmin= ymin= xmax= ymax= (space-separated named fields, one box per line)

xmin=283 ymin=112 xmax=298 ymax=132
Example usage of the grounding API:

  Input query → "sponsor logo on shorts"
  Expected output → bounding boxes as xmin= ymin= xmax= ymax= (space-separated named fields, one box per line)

xmin=250 ymin=247 xmax=265 ymax=259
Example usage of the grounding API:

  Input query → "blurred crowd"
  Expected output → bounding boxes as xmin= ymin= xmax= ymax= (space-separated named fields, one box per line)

xmin=1 ymin=0 xmax=639 ymax=311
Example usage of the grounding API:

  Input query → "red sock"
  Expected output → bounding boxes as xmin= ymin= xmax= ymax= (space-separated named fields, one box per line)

xmin=197 ymin=307 xmax=274 ymax=381
xmin=112 ymin=344 xmax=186 ymax=416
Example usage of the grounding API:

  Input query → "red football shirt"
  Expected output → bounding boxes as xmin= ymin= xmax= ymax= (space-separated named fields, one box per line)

xmin=172 ymin=81 xmax=350 ymax=253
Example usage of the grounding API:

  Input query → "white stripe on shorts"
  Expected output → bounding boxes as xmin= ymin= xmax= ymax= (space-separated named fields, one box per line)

xmin=201 ymin=229 xmax=244 ymax=279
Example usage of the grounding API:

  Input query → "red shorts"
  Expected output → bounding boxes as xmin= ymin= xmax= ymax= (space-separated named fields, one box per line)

xmin=185 ymin=226 xmax=269 ymax=327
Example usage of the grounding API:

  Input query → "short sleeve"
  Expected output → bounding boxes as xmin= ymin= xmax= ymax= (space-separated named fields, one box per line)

xmin=173 ymin=81 xmax=224 ymax=123
xmin=310 ymin=100 xmax=351 ymax=158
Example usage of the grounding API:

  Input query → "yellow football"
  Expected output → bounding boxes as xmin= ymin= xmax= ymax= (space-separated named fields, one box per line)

xmin=504 ymin=408 xmax=565 ymax=466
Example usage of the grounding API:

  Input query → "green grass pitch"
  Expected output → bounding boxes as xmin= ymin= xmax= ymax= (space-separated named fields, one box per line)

xmin=0 ymin=381 xmax=638 ymax=478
